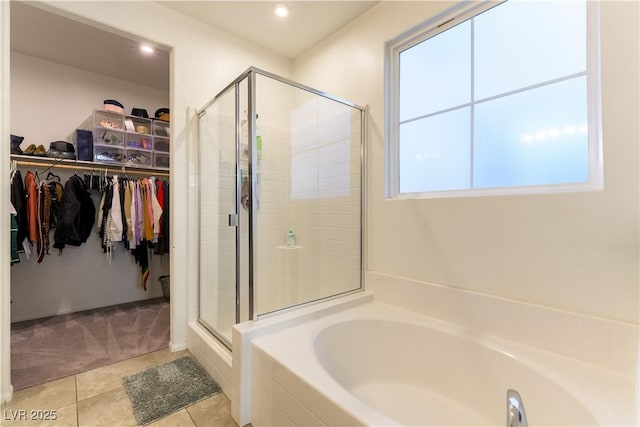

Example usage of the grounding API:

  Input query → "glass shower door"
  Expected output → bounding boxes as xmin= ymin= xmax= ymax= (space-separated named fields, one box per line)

xmin=197 ymin=87 xmax=237 ymax=346
xmin=197 ymin=67 xmax=364 ymax=341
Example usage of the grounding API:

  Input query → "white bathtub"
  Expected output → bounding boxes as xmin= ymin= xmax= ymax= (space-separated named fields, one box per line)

xmin=246 ymin=296 xmax=635 ymax=426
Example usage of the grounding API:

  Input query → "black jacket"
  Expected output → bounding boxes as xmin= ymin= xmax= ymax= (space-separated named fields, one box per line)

xmin=53 ymin=175 xmax=96 ymax=249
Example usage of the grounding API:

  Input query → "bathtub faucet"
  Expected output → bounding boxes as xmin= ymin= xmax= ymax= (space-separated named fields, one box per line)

xmin=506 ymin=389 xmax=528 ymax=427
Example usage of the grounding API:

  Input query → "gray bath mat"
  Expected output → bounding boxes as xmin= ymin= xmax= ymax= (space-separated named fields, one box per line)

xmin=123 ymin=356 xmax=221 ymax=425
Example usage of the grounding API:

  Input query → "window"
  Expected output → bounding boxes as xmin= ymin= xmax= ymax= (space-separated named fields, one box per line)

xmin=386 ymin=0 xmax=601 ymax=197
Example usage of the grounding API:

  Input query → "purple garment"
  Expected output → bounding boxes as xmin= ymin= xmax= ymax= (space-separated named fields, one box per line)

xmin=134 ymin=181 xmax=141 ymax=246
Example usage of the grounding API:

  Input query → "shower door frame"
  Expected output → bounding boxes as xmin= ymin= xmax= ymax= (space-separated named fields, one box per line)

xmin=197 ymin=67 xmax=367 ymax=345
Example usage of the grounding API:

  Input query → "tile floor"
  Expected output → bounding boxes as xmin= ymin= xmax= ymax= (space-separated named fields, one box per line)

xmin=1 ymin=349 xmax=237 ymax=427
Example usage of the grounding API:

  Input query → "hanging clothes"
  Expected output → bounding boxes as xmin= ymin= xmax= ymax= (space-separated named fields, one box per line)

xmin=107 ymin=175 xmax=123 ymax=245
xmin=99 ymin=180 xmax=113 ymax=252
xmin=155 ymin=179 xmax=170 ymax=255
xmin=119 ymin=178 xmax=129 ymax=250
xmin=36 ymin=180 xmax=52 ymax=263
xmin=95 ymin=189 xmax=106 ymax=234
xmin=132 ymin=241 xmax=150 ymax=290
xmin=133 ymin=180 xmax=142 ymax=246
xmin=149 ymin=177 xmax=163 ymax=242
xmin=92 ymin=174 xmax=169 ymax=290
xmin=53 ymin=174 xmax=96 ymax=251
xmin=10 ymin=202 xmax=19 ymax=265
xmin=24 ymin=171 xmax=37 ymax=243
xmin=48 ymin=180 xmax=63 ymax=230
xmin=124 ymin=180 xmax=133 ymax=248
xmin=156 ymin=179 xmax=164 ymax=236
xmin=10 ymin=169 xmax=28 ymax=252
xmin=154 ymin=179 xmax=165 ymax=255
xmin=141 ymin=179 xmax=154 ymax=242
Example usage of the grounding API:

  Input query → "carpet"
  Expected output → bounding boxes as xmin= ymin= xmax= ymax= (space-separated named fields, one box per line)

xmin=11 ymin=297 xmax=169 ymax=390
xmin=123 ymin=356 xmax=221 ymax=425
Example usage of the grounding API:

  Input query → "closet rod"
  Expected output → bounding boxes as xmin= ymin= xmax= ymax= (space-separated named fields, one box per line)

xmin=13 ymin=159 xmax=170 ymax=177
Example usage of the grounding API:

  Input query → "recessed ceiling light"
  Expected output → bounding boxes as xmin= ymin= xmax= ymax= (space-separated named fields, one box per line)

xmin=140 ymin=45 xmax=154 ymax=54
xmin=274 ymin=3 xmax=289 ymax=18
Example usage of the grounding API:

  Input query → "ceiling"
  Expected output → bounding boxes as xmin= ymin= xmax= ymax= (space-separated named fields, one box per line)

xmin=9 ymin=1 xmax=379 ymax=92
xmin=10 ymin=1 xmax=170 ymax=91
xmin=159 ymin=1 xmax=379 ymax=60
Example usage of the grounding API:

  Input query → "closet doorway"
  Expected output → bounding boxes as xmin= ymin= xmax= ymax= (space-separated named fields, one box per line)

xmin=9 ymin=2 xmax=171 ymax=391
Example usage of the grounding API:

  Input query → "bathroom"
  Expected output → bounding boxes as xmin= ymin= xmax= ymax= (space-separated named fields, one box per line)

xmin=1 ymin=1 xmax=638 ymax=426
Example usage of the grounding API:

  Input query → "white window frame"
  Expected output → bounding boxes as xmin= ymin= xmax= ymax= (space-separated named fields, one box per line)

xmin=385 ymin=0 xmax=602 ymax=199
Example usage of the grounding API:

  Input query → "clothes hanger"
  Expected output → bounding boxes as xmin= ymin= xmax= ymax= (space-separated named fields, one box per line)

xmin=10 ymin=160 xmax=17 ymax=181
xmin=46 ymin=171 xmax=61 ymax=182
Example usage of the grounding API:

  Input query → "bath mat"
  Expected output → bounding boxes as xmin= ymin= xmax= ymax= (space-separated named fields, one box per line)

xmin=123 ymin=356 xmax=221 ymax=425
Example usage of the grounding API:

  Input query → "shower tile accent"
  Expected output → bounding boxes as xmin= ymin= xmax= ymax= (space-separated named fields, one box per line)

xmin=367 ymin=271 xmax=638 ymax=377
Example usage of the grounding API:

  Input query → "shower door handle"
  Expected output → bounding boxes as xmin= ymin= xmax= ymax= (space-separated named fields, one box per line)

xmin=228 ymin=214 xmax=238 ymax=227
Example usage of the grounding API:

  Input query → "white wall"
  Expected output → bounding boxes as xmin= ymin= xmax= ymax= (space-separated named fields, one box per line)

xmin=10 ymin=52 xmax=169 ymax=147
xmin=292 ymin=1 xmax=639 ymax=324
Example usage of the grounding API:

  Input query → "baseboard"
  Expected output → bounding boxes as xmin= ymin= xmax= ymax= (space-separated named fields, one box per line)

xmin=169 ymin=341 xmax=187 ymax=352
xmin=1 ymin=384 xmax=13 ymax=404
xmin=11 ymin=295 xmax=165 ymax=323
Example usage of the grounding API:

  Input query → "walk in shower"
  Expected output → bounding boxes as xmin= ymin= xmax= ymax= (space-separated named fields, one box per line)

xmin=197 ymin=68 xmax=365 ymax=347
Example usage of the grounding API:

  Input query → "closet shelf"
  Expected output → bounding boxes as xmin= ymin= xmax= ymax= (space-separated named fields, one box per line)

xmin=10 ymin=154 xmax=170 ymax=177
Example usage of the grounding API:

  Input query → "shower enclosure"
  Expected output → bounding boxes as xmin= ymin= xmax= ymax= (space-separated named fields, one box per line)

xmin=197 ymin=68 xmax=365 ymax=347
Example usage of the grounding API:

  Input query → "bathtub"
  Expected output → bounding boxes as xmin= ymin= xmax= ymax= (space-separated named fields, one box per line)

xmin=245 ymin=296 xmax=635 ymax=426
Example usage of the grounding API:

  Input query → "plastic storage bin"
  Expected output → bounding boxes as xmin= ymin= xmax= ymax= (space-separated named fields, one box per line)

xmin=154 ymin=137 xmax=169 ymax=153
xmin=94 ymin=110 xmax=123 ymax=130
xmin=125 ymin=150 xmax=153 ymax=167
xmin=94 ymin=128 xmax=124 ymax=147
xmin=127 ymin=116 xmax=152 ymax=135
xmin=154 ymin=152 xmax=170 ymax=169
xmin=125 ymin=132 xmax=153 ymax=150
xmin=153 ymin=119 xmax=170 ymax=138
xmin=94 ymin=146 xmax=125 ymax=164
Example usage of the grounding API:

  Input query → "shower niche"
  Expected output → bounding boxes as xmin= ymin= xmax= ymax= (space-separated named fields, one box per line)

xmin=197 ymin=68 xmax=365 ymax=347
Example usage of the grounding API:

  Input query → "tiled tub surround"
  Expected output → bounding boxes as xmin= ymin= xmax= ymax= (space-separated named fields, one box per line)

xmin=234 ymin=286 xmax=637 ymax=426
xmin=188 ymin=323 xmax=233 ymax=398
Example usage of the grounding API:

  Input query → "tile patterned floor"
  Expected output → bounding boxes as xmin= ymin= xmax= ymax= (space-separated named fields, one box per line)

xmin=1 ymin=349 xmax=237 ymax=427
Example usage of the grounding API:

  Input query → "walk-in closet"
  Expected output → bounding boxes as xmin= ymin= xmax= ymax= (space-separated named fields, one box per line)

xmin=8 ymin=2 xmax=171 ymax=391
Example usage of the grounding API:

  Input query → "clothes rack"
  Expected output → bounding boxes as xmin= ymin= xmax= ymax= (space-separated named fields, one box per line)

xmin=10 ymin=154 xmax=169 ymax=177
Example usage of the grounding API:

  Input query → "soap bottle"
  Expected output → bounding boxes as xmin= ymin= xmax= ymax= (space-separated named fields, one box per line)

xmin=287 ymin=229 xmax=296 ymax=247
